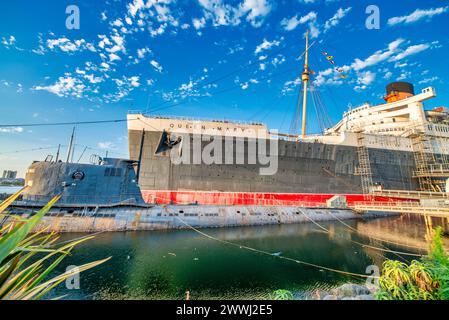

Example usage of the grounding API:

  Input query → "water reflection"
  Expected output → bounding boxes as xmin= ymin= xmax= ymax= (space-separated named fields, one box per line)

xmin=47 ymin=214 xmax=447 ymax=300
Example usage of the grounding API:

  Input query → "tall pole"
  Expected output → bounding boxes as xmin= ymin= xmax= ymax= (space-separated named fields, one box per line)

xmin=301 ymin=31 xmax=310 ymax=138
xmin=66 ymin=127 xmax=75 ymax=163
xmin=136 ymin=129 xmax=146 ymax=184
xmin=55 ymin=144 xmax=61 ymax=162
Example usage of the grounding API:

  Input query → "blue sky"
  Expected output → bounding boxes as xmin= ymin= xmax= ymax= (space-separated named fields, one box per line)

xmin=1 ymin=0 xmax=448 ymax=176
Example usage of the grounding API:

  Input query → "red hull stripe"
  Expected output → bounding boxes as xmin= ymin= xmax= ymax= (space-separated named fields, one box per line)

xmin=141 ymin=190 xmax=412 ymax=206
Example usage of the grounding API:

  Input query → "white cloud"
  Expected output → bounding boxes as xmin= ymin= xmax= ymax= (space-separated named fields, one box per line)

xmin=1 ymin=35 xmax=16 ymax=47
xmin=193 ymin=17 xmax=207 ymax=30
xmin=180 ymin=80 xmax=194 ymax=92
xmin=384 ymin=71 xmax=393 ymax=80
xmin=196 ymin=0 xmax=272 ymax=29
xmin=255 ymin=38 xmax=281 ymax=54
xmin=354 ymin=71 xmax=376 ymax=90
xmin=137 ymin=47 xmax=151 ymax=59
xmin=388 ymin=6 xmax=448 ymax=26
xmin=312 ymin=38 xmax=431 ymax=88
xmin=351 ymin=38 xmax=405 ymax=71
xmin=324 ymin=7 xmax=351 ymax=32
xmin=419 ymin=76 xmax=438 ymax=84
xmin=98 ymin=141 xmax=117 ymax=149
xmin=127 ymin=0 xmax=145 ymax=17
xmin=280 ymin=15 xmax=301 ymax=31
xmin=84 ymin=74 xmax=104 ymax=84
xmin=150 ymin=60 xmax=163 ymax=73
xmin=281 ymin=11 xmax=317 ymax=31
xmin=282 ymin=77 xmax=301 ymax=94
xmin=129 ymin=76 xmax=140 ymax=87
xmin=397 ymin=71 xmax=411 ymax=81
xmin=46 ymin=38 xmax=93 ymax=53
xmin=0 ymin=127 xmax=23 ymax=134
xmin=100 ymin=62 xmax=110 ymax=70
xmin=239 ymin=0 xmax=272 ymax=27
xmin=281 ymin=11 xmax=320 ymax=38
xmin=390 ymin=43 xmax=431 ymax=61
xmin=33 ymin=75 xmax=86 ymax=98
xmin=357 ymin=71 xmax=376 ymax=86
xmin=109 ymin=53 xmax=122 ymax=62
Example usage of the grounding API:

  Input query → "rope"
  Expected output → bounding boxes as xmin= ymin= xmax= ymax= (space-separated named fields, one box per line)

xmin=311 ymin=89 xmax=325 ymax=133
xmin=327 ymin=210 xmax=427 ymax=252
xmin=297 ymin=210 xmax=423 ymax=258
xmin=175 ymin=216 xmax=372 ymax=279
xmin=152 ymin=194 xmax=424 ymax=260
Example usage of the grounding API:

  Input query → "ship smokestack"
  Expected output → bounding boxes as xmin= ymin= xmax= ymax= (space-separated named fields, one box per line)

xmin=384 ymin=82 xmax=415 ymax=103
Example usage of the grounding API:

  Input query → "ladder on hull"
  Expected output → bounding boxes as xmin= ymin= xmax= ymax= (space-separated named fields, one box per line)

xmin=354 ymin=132 xmax=374 ymax=196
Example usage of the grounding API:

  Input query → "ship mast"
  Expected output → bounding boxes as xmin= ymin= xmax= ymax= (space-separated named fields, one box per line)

xmin=301 ymin=31 xmax=310 ymax=138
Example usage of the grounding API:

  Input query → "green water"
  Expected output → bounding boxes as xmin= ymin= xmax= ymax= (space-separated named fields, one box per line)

xmin=46 ymin=214 xmax=446 ymax=300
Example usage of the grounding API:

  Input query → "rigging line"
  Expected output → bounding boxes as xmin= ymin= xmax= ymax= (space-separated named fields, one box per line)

xmin=318 ymin=93 xmax=333 ymax=128
xmin=315 ymin=89 xmax=331 ymax=130
xmin=315 ymin=89 xmax=333 ymax=129
xmin=327 ymin=211 xmax=428 ymax=252
xmin=76 ymin=146 xmax=88 ymax=163
xmin=311 ymin=89 xmax=325 ymax=133
xmin=281 ymin=90 xmax=300 ymax=134
xmin=312 ymin=54 xmax=343 ymax=120
xmin=150 ymin=41 xmax=317 ymax=112
xmin=310 ymin=90 xmax=322 ymax=133
xmin=297 ymin=210 xmax=423 ymax=258
xmin=289 ymin=86 xmax=303 ymax=135
xmin=0 ymin=146 xmax=64 ymax=155
xmin=245 ymin=95 xmax=283 ymax=122
xmin=175 ymin=216 xmax=372 ymax=279
xmin=73 ymin=144 xmax=128 ymax=156
xmin=149 ymin=66 xmax=300 ymax=114
xmin=0 ymin=119 xmax=140 ymax=128
xmin=259 ymin=98 xmax=283 ymax=123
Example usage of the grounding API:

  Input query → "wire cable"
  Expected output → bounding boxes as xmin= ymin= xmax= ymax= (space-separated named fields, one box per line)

xmin=175 ymin=215 xmax=373 ymax=279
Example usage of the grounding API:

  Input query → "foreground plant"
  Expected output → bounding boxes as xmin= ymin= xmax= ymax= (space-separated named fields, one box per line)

xmin=0 ymin=189 xmax=110 ymax=300
xmin=270 ymin=289 xmax=294 ymax=300
xmin=376 ymin=227 xmax=449 ymax=300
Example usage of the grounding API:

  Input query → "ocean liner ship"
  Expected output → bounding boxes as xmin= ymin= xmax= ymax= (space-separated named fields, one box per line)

xmin=127 ymin=35 xmax=449 ymax=206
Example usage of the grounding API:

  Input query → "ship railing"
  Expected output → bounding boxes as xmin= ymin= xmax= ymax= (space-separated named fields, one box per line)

xmin=350 ymin=200 xmax=420 ymax=207
xmin=128 ymin=109 xmax=144 ymax=114
xmin=128 ymin=111 xmax=265 ymax=127
xmin=372 ymin=189 xmax=448 ymax=199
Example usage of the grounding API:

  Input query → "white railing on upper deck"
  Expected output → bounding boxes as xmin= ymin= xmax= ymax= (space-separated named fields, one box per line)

xmin=128 ymin=110 xmax=265 ymax=127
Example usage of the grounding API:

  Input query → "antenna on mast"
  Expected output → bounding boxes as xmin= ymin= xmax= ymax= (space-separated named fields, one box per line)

xmin=301 ymin=31 xmax=310 ymax=138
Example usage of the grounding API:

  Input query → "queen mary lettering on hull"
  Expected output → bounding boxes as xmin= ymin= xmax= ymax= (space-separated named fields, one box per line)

xmin=128 ymin=35 xmax=449 ymax=207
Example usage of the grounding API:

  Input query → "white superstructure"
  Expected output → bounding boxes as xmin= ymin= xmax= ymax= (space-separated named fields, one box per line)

xmin=326 ymin=87 xmax=437 ymax=137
